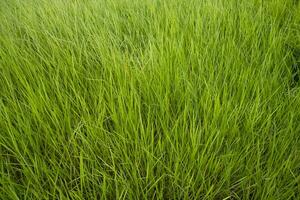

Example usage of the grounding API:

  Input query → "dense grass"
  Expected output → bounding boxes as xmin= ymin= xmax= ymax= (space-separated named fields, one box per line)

xmin=0 ymin=0 xmax=300 ymax=199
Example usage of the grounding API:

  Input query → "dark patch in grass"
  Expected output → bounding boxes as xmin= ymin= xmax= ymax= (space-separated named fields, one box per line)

xmin=293 ymin=0 xmax=300 ymax=6
xmin=291 ymin=63 xmax=300 ymax=84
xmin=103 ymin=115 xmax=115 ymax=134
xmin=287 ymin=45 xmax=300 ymax=87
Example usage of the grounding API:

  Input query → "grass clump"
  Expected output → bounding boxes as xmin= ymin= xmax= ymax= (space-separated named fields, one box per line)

xmin=0 ymin=0 xmax=300 ymax=199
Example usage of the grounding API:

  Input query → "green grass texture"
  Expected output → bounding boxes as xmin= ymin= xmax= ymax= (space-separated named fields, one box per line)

xmin=1 ymin=0 xmax=300 ymax=199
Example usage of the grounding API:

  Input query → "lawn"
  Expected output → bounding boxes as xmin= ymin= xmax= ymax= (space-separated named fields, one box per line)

xmin=0 ymin=0 xmax=300 ymax=199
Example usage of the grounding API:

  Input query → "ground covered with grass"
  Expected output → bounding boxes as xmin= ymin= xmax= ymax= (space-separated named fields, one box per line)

xmin=1 ymin=0 xmax=300 ymax=199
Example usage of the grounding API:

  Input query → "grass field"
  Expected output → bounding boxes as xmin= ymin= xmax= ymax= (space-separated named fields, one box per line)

xmin=1 ymin=0 xmax=300 ymax=199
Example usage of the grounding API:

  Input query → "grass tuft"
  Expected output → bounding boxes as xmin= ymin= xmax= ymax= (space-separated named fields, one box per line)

xmin=1 ymin=0 xmax=300 ymax=199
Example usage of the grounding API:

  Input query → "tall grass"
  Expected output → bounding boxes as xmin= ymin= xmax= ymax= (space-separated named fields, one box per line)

xmin=1 ymin=0 xmax=300 ymax=199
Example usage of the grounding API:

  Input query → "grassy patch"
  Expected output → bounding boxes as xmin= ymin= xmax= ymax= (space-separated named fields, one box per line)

xmin=1 ymin=0 xmax=300 ymax=199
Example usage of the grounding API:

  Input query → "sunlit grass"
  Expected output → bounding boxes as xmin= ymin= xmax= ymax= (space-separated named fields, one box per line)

xmin=0 ymin=0 xmax=300 ymax=199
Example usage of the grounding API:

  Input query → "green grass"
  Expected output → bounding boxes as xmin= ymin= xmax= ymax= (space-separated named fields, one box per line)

xmin=0 ymin=0 xmax=300 ymax=199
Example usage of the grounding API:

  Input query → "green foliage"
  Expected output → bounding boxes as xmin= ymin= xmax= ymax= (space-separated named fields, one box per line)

xmin=0 ymin=0 xmax=300 ymax=199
